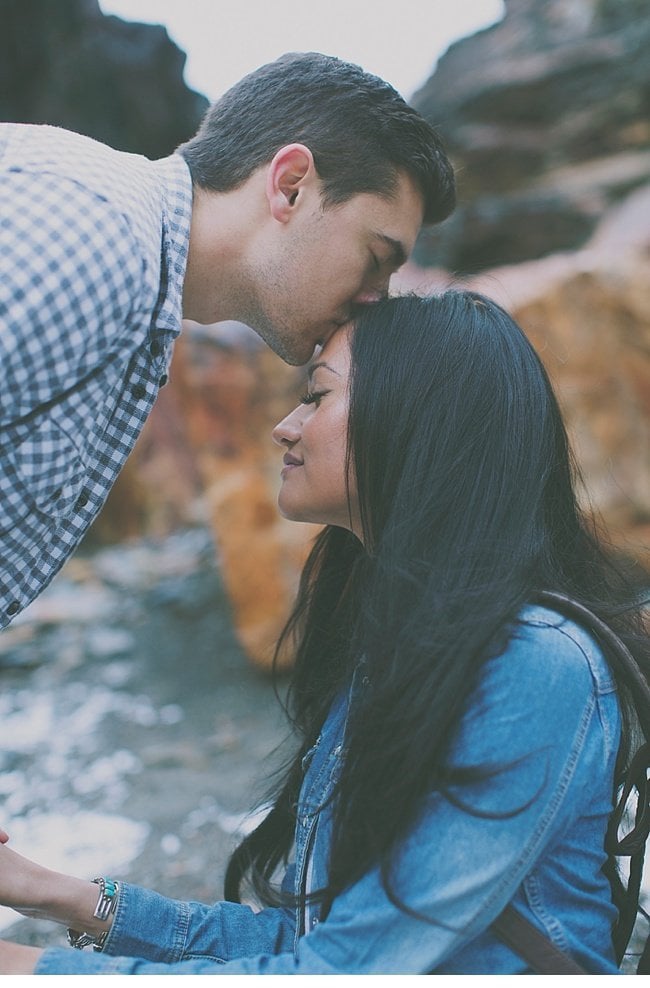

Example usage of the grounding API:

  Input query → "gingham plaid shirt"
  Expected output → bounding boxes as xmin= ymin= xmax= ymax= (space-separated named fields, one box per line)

xmin=0 ymin=124 xmax=193 ymax=626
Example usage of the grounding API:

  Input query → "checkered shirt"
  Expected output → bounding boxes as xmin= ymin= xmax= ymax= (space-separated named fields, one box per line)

xmin=0 ymin=123 xmax=193 ymax=626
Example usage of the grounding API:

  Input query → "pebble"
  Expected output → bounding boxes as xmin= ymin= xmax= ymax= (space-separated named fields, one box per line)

xmin=0 ymin=527 xmax=217 ymax=671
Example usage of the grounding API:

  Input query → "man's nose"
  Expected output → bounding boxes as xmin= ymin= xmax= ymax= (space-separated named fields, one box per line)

xmin=353 ymin=275 xmax=390 ymax=306
xmin=353 ymin=288 xmax=386 ymax=305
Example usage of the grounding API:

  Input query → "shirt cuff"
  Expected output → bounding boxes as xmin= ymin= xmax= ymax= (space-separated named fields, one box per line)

xmin=101 ymin=881 xmax=191 ymax=962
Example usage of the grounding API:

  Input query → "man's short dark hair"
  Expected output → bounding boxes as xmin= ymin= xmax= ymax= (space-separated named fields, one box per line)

xmin=178 ymin=51 xmax=455 ymax=225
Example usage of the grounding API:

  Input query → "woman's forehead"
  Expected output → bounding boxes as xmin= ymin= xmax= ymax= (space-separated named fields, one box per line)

xmin=311 ymin=325 xmax=353 ymax=375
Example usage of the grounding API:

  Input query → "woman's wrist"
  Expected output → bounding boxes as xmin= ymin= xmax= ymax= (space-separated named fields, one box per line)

xmin=23 ymin=866 xmax=114 ymax=938
xmin=0 ymin=840 xmax=117 ymax=938
xmin=47 ymin=873 xmax=116 ymax=937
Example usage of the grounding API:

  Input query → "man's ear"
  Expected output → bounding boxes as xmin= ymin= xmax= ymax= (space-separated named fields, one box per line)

xmin=266 ymin=144 xmax=316 ymax=222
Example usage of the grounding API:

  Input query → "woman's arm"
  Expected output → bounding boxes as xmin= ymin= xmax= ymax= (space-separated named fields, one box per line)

xmin=0 ymin=840 xmax=110 ymax=975
xmin=0 ymin=835 xmax=297 ymax=967
xmin=0 ymin=840 xmax=113 ymax=938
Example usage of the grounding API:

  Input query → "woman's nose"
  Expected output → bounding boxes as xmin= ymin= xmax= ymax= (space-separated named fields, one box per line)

xmin=272 ymin=407 xmax=302 ymax=447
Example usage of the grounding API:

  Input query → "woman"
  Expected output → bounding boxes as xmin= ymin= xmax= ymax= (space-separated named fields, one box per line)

xmin=0 ymin=291 xmax=648 ymax=974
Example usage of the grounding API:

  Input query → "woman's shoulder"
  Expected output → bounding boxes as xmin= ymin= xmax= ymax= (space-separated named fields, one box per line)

xmin=452 ymin=602 xmax=620 ymax=775
xmin=503 ymin=603 xmax=616 ymax=696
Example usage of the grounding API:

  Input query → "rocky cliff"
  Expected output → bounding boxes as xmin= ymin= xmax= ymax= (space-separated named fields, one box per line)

xmin=0 ymin=0 xmax=207 ymax=157
xmin=412 ymin=0 xmax=650 ymax=272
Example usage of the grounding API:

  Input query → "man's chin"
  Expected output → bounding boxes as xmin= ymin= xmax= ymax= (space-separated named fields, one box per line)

xmin=269 ymin=335 xmax=320 ymax=367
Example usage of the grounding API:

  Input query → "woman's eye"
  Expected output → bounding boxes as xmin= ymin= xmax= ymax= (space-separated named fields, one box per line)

xmin=299 ymin=390 xmax=327 ymax=406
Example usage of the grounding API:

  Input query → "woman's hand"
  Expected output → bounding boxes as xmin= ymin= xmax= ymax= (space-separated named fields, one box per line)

xmin=0 ymin=939 xmax=42 ymax=974
xmin=0 ymin=839 xmax=52 ymax=919
xmin=0 ymin=840 xmax=107 ymax=934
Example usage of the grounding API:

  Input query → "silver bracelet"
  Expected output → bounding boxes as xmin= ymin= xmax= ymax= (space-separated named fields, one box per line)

xmin=67 ymin=877 xmax=120 ymax=951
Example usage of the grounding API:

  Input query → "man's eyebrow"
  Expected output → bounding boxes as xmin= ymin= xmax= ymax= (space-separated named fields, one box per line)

xmin=307 ymin=360 xmax=340 ymax=379
xmin=376 ymin=233 xmax=408 ymax=268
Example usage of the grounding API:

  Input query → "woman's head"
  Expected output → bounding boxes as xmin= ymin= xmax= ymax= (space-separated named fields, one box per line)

xmin=274 ymin=290 xmax=575 ymax=580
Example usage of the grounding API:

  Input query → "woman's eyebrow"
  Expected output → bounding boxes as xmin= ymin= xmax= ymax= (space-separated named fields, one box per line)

xmin=307 ymin=360 xmax=340 ymax=380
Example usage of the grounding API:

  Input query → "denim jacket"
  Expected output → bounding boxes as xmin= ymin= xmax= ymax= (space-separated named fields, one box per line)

xmin=35 ymin=605 xmax=621 ymax=974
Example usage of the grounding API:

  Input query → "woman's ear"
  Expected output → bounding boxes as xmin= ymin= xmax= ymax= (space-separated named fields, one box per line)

xmin=265 ymin=143 xmax=316 ymax=222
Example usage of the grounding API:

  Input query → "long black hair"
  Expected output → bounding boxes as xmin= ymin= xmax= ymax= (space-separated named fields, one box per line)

xmin=225 ymin=290 xmax=650 ymax=913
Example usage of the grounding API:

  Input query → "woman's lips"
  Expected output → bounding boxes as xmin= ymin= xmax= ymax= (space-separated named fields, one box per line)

xmin=281 ymin=453 xmax=303 ymax=477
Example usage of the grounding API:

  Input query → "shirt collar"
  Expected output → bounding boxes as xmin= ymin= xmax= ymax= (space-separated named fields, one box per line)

xmin=150 ymin=153 xmax=193 ymax=334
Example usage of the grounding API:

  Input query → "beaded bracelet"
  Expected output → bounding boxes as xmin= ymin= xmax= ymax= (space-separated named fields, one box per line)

xmin=67 ymin=877 xmax=120 ymax=951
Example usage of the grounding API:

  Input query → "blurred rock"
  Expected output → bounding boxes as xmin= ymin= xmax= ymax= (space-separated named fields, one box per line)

xmin=97 ymin=328 xmax=318 ymax=669
xmin=0 ymin=528 xmax=218 ymax=670
xmin=165 ymin=325 xmax=320 ymax=669
xmin=9 ymin=580 xmax=119 ymax=629
xmin=413 ymin=0 xmax=650 ymax=271
xmin=0 ymin=0 xmax=208 ymax=157
xmin=86 ymin=626 xmax=136 ymax=659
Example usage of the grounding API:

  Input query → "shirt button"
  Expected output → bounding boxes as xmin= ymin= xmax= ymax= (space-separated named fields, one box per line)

xmin=7 ymin=601 xmax=20 ymax=616
xmin=159 ymin=373 xmax=168 ymax=388
xmin=132 ymin=383 xmax=147 ymax=400
xmin=77 ymin=491 xmax=89 ymax=508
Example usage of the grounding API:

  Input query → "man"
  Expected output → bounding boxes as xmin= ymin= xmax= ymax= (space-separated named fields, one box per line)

xmin=0 ymin=51 xmax=455 ymax=627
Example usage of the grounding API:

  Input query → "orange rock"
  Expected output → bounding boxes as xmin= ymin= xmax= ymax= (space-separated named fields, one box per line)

xmin=397 ymin=185 xmax=650 ymax=572
xmin=167 ymin=324 xmax=320 ymax=670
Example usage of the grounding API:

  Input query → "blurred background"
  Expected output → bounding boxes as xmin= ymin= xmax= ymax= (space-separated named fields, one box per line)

xmin=0 ymin=0 xmax=649 ymax=951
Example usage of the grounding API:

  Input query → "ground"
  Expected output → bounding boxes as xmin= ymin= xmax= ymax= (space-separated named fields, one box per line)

xmin=0 ymin=527 xmax=290 ymax=948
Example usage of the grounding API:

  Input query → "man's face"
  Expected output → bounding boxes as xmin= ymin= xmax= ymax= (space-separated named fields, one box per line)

xmin=246 ymin=170 xmax=424 ymax=365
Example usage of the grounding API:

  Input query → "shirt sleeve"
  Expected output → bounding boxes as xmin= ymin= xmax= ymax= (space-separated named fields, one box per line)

xmin=34 ymin=621 xmax=617 ymax=975
xmin=0 ymin=170 xmax=144 ymax=427
xmin=102 ymin=877 xmax=297 ymax=962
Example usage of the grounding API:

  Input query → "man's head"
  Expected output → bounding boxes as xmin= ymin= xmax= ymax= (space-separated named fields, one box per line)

xmin=179 ymin=51 xmax=454 ymax=224
xmin=179 ymin=52 xmax=455 ymax=363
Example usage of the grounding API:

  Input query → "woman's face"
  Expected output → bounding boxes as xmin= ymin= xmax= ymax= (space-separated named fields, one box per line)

xmin=272 ymin=326 xmax=361 ymax=537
